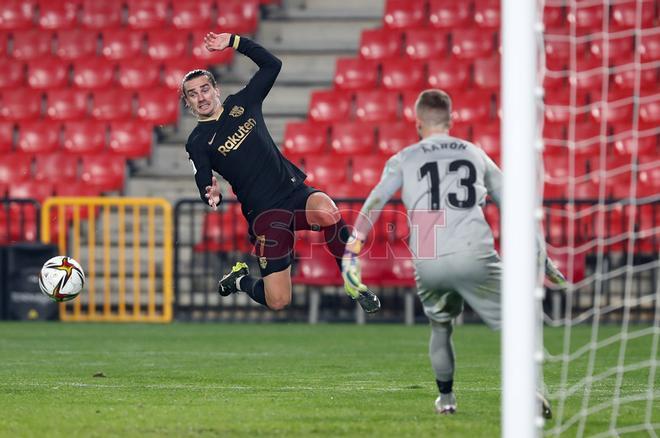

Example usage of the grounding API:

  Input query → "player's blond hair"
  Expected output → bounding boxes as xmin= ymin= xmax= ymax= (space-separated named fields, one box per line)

xmin=415 ymin=89 xmax=452 ymax=129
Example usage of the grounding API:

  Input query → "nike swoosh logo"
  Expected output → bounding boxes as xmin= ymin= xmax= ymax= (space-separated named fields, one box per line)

xmin=208 ymin=132 xmax=216 ymax=145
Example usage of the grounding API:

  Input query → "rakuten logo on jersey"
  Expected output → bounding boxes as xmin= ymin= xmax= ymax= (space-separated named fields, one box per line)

xmin=218 ymin=118 xmax=257 ymax=156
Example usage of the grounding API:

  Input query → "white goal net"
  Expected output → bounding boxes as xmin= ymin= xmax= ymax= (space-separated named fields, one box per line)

xmin=539 ymin=0 xmax=659 ymax=436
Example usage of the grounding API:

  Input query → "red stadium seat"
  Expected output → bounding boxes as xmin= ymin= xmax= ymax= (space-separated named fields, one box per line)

xmin=146 ymin=29 xmax=189 ymax=61
xmin=308 ymin=90 xmax=352 ymax=123
xmin=191 ymin=31 xmax=235 ymax=64
xmin=638 ymin=166 xmax=659 ymax=198
xmin=26 ymin=57 xmax=69 ymax=90
xmin=543 ymin=36 xmax=570 ymax=70
xmin=46 ymin=89 xmax=89 ymax=120
xmin=162 ymin=58 xmax=199 ymax=90
xmin=543 ymin=4 xmax=565 ymax=29
xmin=193 ymin=208 xmax=250 ymax=253
xmin=381 ymin=60 xmax=425 ymax=91
xmin=452 ymin=91 xmax=493 ymax=123
xmin=355 ymin=90 xmax=399 ymax=123
xmin=572 ymin=122 xmax=601 ymax=157
xmin=330 ymin=122 xmax=376 ymax=155
xmin=91 ymin=89 xmax=134 ymax=121
xmin=333 ymin=58 xmax=379 ymax=91
xmin=590 ymin=34 xmax=634 ymax=64
xmin=0 ymin=88 xmax=43 ymax=121
xmin=11 ymin=30 xmax=52 ymax=60
xmin=0 ymin=154 xmax=32 ymax=183
xmin=377 ymin=121 xmax=417 ymax=155
xmin=427 ymin=59 xmax=470 ymax=90
xmin=126 ymin=0 xmax=168 ymax=30
xmin=359 ymin=28 xmax=402 ymax=60
xmin=325 ymin=181 xmax=371 ymax=200
xmin=54 ymin=181 xmax=102 ymax=196
xmin=292 ymin=244 xmax=342 ymax=286
xmin=34 ymin=153 xmax=78 ymax=182
xmin=474 ymin=0 xmax=500 ymax=29
xmin=16 ymin=121 xmax=60 ymax=154
xmin=544 ymin=88 xmax=590 ymax=124
xmin=590 ymin=89 xmax=634 ymax=124
xmin=304 ymin=155 xmax=349 ymax=187
xmin=62 ymin=120 xmax=106 ymax=155
xmin=118 ymin=58 xmax=160 ymax=89
xmin=9 ymin=180 xmax=54 ymax=202
xmin=55 ymin=29 xmax=97 ymax=59
xmin=0 ymin=31 xmax=8 ymax=56
xmin=611 ymin=122 xmax=658 ymax=158
xmin=567 ymin=3 xmax=605 ymax=35
xmin=543 ymin=121 xmax=566 ymax=143
xmin=72 ymin=58 xmax=115 ymax=90
xmin=385 ymin=253 xmax=415 ymax=287
xmin=37 ymin=0 xmax=79 ymax=30
xmin=216 ymin=0 xmax=259 ymax=34
xmin=639 ymin=30 xmax=660 ymax=63
xmin=640 ymin=98 xmax=660 ymax=125
xmin=452 ymin=29 xmax=496 ymax=60
xmin=172 ymin=0 xmax=213 ymax=29
xmin=136 ymin=88 xmax=179 ymax=125
xmin=81 ymin=0 xmax=122 ymax=29
xmin=612 ymin=64 xmax=657 ymax=92
xmin=472 ymin=122 xmax=500 ymax=163
xmin=352 ymin=155 xmax=387 ymax=187
xmin=282 ymin=121 xmax=328 ymax=156
xmin=80 ymin=154 xmax=125 ymax=192
xmin=108 ymin=121 xmax=153 ymax=158
xmin=0 ymin=0 xmax=36 ymax=30
xmin=0 ymin=122 xmax=14 ymax=152
xmin=473 ymin=56 xmax=500 ymax=91
xmin=611 ymin=0 xmax=656 ymax=31
xmin=0 ymin=57 xmax=25 ymax=89
xmin=383 ymin=0 xmax=427 ymax=30
xmin=570 ymin=56 xmax=605 ymax=93
xmin=404 ymin=29 xmax=449 ymax=61
xmin=428 ymin=0 xmax=471 ymax=29
xmin=101 ymin=29 xmax=145 ymax=60
xmin=401 ymin=91 xmax=419 ymax=122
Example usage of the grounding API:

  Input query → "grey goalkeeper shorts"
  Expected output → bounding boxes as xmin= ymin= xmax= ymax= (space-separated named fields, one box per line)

xmin=414 ymin=250 xmax=502 ymax=329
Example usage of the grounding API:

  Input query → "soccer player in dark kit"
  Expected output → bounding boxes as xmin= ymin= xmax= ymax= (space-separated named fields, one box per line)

xmin=182 ymin=32 xmax=380 ymax=313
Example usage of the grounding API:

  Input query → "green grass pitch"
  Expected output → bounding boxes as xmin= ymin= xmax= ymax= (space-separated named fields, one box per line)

xmin=0 ymin=323 xmax=656 ymax=437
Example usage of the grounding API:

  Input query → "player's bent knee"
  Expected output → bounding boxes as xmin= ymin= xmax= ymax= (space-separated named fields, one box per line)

xmin=263 ymin=280 xmax=292 ymax=311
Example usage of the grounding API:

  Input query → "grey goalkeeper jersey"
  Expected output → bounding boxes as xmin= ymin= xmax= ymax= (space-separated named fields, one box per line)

xmin=354 ymin=133 xmax=503 ymax=257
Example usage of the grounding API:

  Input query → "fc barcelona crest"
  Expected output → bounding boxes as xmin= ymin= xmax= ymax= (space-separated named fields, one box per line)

xmin=259 ymin=257 xmax=268 ymax=269
xmin=229 ymin=105 xmax=245 ymax=117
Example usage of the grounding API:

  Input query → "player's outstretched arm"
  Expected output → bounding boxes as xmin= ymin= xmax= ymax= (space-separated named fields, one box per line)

xmin=205 ymin=31 xmax=282 ymax=103
xmin=186 ymin=143 xmax=220 ymax=209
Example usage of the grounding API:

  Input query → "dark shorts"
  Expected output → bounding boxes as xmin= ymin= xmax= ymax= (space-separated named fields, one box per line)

xmin=247 ymin=184 xmax=321 ymax=277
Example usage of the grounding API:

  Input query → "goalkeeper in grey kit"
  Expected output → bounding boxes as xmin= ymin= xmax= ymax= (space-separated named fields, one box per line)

xmin=342 ymin=89 xmax=566 ymax=416
xmin=182 ymin=32 xmax=380 ymax=313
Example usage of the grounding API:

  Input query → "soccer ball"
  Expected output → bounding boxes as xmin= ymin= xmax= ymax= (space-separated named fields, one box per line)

xmin=39 ymin=256 xmax=85 ymax=302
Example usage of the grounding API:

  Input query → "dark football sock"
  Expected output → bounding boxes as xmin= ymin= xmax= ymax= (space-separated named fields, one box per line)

xmin=239 ymin=276 xmax=267 ymax=307
xmin=436 ymin=379 xmax=454 ymax=395
xmin=322 ymin=217 xmax=351 ymax=272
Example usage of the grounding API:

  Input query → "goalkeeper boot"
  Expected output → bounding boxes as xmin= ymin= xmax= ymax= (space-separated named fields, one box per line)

xmin=434 ymin=392 xmax=457 ymax=415
xmin=537 ymin=391 xmax=552 ymax=420
xmin=218 ymin=262 xmax=249 ymax=297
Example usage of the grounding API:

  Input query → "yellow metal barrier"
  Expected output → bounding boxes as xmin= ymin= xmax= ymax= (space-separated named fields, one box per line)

xmin=41 ymin=197 xmax=173 ymax=323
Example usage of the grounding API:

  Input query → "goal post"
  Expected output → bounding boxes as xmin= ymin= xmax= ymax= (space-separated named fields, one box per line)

xmin=501 ymin=0 xmax=542 ymax=437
